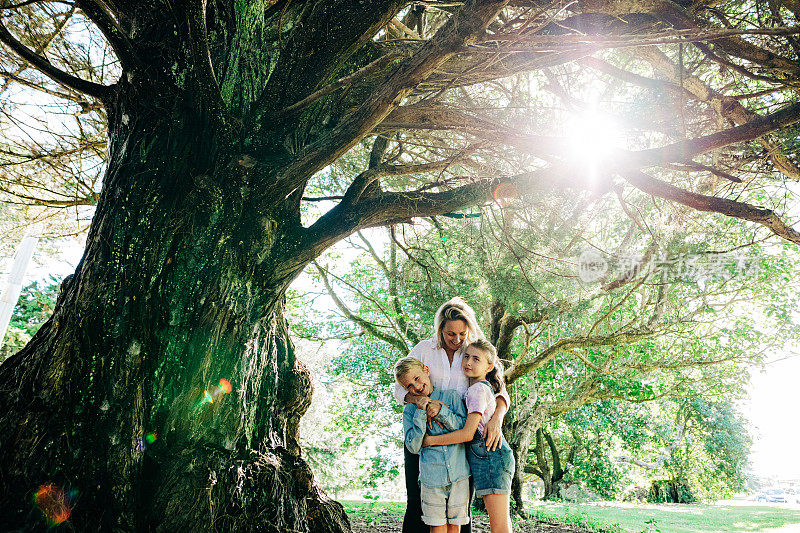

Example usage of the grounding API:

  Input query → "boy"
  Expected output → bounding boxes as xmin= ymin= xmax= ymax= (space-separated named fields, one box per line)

xmin=395 ymin=356 xmax=470 ymax=533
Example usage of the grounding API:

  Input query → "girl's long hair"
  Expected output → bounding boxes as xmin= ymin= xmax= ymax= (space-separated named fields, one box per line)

xmin=433 ymin=296 xmax=484 ymax=350
xmin=467 ymin=339 xmax=504 ymax=394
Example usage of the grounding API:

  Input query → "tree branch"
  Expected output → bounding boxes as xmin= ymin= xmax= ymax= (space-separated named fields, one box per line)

xmin=381 ymin=98 xmax=800 ymax=170
xmin=296 ymin=165 xmax=588 ymax=270
xmin=387 ymin=230 xmax=421 ymax=346
xmin=0 ymin=69 xmax=84 ymax=102
xmin=74 ymin=0 xmax=140 ymax=71
xmin=313 ymin=262 xmax=410 ymax=355
xmin=623 ymin=170 xmax=800 ymax=245
xmin=623 ymin=100 xmax=800 ymax=167
xmin=0 ymin=0 xmax=67 ymax=9
xmin=630 ymin=46 xmax=800 ymax=181
xmin=654 ymin=0 xmax=800 ymax=77
xmin=272 ymin=51 xmax=408 ymax=118
xmin=505 ymin=328 xmax=657 ymax=384
xmin=275 ymin=0 xmax=510 ymax=197
xmin=0 ymin=20 xmax=112 ymax=101
xmin=489 ymin=301 xmax=525 ymax=360
xmin=615 ymin=454 xmax=668 ymax=470
xmin=474 ymin=25 xmax=800 ymax=53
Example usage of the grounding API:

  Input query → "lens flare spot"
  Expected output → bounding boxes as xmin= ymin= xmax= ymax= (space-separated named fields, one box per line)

xmin=219 ymin=378 xmax=232 ymax=394
xmin=203 ymin=391 xmax=213 ymax=404
xmin=145 ymin=432 xmax=157 ymax=445
xmin=493 ymin=182 xmax=519 ymax=206
xmin=34 ymin=484 xmax=72 ymax=525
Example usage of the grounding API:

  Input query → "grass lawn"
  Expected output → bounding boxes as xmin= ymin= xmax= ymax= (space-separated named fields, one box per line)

xmin=526 ymin=501 xmax=800 ymax=533
xmin=341 ymin=499 xmax=406 ymax=521
xmin=341 ymin=499 xmax=800 ymax=533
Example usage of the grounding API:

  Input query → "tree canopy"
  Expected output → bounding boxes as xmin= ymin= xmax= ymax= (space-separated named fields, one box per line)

xmin=2 ymin=0 xmax=799 ymax=246
xmin=295 ymin=194 xmax=794 ymax=506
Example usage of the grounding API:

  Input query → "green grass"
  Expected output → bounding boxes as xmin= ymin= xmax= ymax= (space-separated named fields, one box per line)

xmin=340 ymin=499 xmax=406 ymax=521
xmin=526 ymin=502 xmax=800 ymax=533
xmin=523 ymin=507 xmax=624 ymax=532
xmin=340 ymin=499 xmax=620 ymax=532
xmin=340 ymin=499 xmax=800 ymax=533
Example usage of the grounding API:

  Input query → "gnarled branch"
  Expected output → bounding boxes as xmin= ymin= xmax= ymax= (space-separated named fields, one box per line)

xmin=276 ymin=0 xmax=511 ymax=197
xmin=75 ymin=0 xmax=140 ymax=71
xmin=313 ymin=261 xmax=410 ymax=354
xmin=0 ymin=20 xmax=112 ymax=101
xmin=623 ymin=170 xmax=800 ymax=245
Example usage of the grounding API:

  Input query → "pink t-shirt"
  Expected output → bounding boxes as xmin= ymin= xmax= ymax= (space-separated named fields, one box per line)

xmin=464 ymin=382 xmax=496 ymax=436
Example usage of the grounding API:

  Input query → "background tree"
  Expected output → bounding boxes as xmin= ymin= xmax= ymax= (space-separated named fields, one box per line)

xmin=629 ymin=396 xmax=752 ymax=503
xmin=0 ymin=1 xmax=105 ymax=251
xmin=533 ymin=392 xmax=752 ymax=502
xmin=300 ymin=190 xmax=797 ymax=511
xmin=0 ymin=274 xmax=60 ymax=360
xmin=1 ymin=0 xmax=799 ymax=531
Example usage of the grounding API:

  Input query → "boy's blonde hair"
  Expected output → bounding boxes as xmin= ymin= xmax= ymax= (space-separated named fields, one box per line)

xmin=433 ymin=296 xmax=484 ymax=350
xmin=466 ymin=339 xmax=505 ymax=394
xmin=394 ymin=356 xmax=424 ymax=382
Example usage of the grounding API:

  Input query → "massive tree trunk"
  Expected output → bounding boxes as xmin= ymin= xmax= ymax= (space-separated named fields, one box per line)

xmin=0 ymin=4 xmax=357 ymax=528
xmin=0 ymin=75 xmax=346 ymax=531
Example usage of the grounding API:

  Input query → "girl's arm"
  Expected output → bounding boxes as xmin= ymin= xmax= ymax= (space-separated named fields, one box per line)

xmin=483 ymin=396 xmax=507 ymax=451
xmin=422 ymin=413 xmax=481 ymax=447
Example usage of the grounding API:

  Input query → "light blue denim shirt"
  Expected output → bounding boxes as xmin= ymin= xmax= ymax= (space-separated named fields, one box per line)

xmin=403 ymin=388 xmax=470 ymax=488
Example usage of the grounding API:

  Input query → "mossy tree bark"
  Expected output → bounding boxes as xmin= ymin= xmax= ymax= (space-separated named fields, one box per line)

xmin=0 ymin=0 xmax=511 ymax=530
xmin=0 ymin=44 xmax=349 ymax=533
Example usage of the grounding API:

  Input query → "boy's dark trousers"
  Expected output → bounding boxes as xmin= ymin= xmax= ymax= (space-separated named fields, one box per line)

xmin=402 ymin=445 xmax=473 ymax=533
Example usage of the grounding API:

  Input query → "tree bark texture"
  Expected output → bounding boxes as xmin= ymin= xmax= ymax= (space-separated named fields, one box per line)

xmin=0 ymin=73 xmax=349 ymax=530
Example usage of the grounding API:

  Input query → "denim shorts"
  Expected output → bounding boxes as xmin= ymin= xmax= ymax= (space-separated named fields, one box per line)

xmin=467 ymin=433 xmax=515 ymax=496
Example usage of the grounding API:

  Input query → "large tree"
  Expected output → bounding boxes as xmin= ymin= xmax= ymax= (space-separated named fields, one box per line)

xmin=1 ymin=0 xmax=799 ymax=531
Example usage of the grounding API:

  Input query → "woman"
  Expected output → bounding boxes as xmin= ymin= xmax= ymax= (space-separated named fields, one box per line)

xmin=394 ymin=297 xmax=510 ymax=533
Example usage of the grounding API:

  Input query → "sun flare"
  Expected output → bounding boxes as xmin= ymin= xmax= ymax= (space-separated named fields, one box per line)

xmin=564 ymin=108 xmax=623 ymax=181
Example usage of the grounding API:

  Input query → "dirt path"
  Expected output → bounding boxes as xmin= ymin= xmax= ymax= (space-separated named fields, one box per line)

xmin=349 ymin=513 xmax=594 ymax=532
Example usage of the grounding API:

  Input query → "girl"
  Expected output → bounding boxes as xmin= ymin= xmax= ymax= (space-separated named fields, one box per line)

xmin=422 ymin=339 xmax=515 ymax=533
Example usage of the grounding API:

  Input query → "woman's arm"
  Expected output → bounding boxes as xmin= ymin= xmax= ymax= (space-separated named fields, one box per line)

xmin=422 ymin=413 xmax=481 ymax=447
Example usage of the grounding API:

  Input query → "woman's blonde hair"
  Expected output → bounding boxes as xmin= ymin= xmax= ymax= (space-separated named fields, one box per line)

xmin=434 ymin=296 xmax=484 ymax=350
xmin=467 ymin=339 xmax=504 ymax=394
xmin=394 ymin=356 xmax=425 ymax=382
